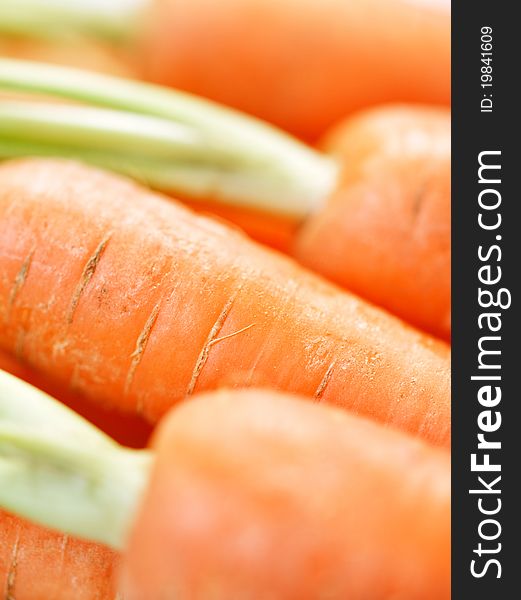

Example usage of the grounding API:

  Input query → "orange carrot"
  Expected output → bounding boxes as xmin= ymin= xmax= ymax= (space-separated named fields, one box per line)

xmin=0 ymin=158 xmax=450 ymax=445
xmin=0 ymin=382 xmax=450 ymax=599
xmin=0 ymin=2 xmax=450 ymax=141
xmin=295 ymin=105 xmax=451 ymax=340
xmin=122 ymin=389 xmax=451 ymax=599
xmin=321 ymin=104 xmax=451 ymax=187
xmin=139 ymin=0 xmax=450 ymax=141
xmin=0 ymin=510 xmax=119 ymax=600
xmin=0 ymin=349 xmax=152 ymax=448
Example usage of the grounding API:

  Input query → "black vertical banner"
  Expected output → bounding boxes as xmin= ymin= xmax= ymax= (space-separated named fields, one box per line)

xmin=452 ymin=2 xmax=520 ymax=598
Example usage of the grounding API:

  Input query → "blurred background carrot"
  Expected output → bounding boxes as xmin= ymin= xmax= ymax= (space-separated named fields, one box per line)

xmin=0 ymin=0 xmax=450 ymax=141
xmin=140 ymin=0 xmax=451 ymax=141
xmin=296 ymin=104 xmax=451 ymax=340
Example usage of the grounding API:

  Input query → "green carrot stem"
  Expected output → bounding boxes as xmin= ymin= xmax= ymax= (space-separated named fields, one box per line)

xmin=0 ymin=0 xmax=143 ymax=43
xmin=0 ymin=59 xmax=338 ymax=219
xmin=0 ymin=369 xmax=152 ymax=550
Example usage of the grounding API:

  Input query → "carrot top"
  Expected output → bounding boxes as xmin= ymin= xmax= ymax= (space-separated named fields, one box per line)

xmin=0 ymin=368 xmax=152 ymax=549
xmin=0 ymin=58 xmax=338 ymax=219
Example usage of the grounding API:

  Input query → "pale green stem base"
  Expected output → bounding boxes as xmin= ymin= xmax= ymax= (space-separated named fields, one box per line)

xmin=0 ymin=59 xmax=338 ymax=219
xmin=0 ymin=369 xmax=152 ymax=550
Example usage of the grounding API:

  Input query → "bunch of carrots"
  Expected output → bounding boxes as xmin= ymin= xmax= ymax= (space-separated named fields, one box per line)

xmin=0 ymin=1 xmax=451 ymax=598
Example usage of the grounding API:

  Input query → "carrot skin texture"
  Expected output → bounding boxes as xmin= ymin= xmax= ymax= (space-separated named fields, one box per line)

xmin=0 ymin=159 xmax=450 ymax=445
xmin=123 ymin=390 xmax=450 ymax=599
xmin=140 ymin=0 xmax=450 ymax=141
xmin=0 ymin=510 xmax=119 ymax=600
xmin=295 ymin=105 xmax=451 ymax=340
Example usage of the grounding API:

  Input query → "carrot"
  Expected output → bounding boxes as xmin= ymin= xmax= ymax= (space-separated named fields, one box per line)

xmin=0 ymin=62 xmax=451 ymax=336
xmin=125 ymin=389 xmax=451 ymax=599
xmin=0 ymin=510 xmax=119 ymax=600
xmin=320 ymin=104 xmax=451 ymax=187
xmin=139 ymin=0 xmax=450 ymax=140
xmin=295 ymin=105 xmax=451 ymax=340
xmin=0 ymin=1 xmax=450 ymax=141
xmin=0 ymin=158 xmax=450 ymax=445
xmin=0 ymin=1 xmax=451 ymax=140
xmin=0 ymin=349 xmax=152 ymax=448
xmin=0 ymin=379 xmax=450 ymax=599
